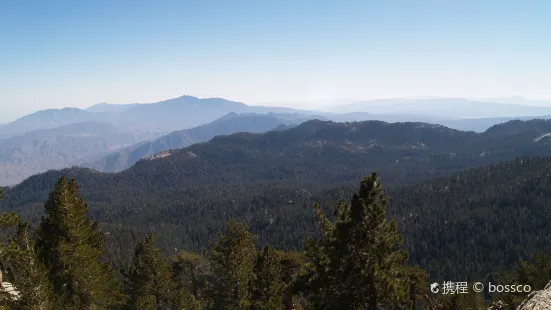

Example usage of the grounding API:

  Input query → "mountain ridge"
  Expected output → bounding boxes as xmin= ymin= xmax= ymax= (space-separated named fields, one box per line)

xmin=84 ymin=112 xmax=316 ymax=172
xmin=325 ymin=98 xmax=551 ymax=119
xmin=1 ymin=95 xmax=316 ymax=139
xmin=2 ymin=120 xmax=551 ymax=279
xmin=0 ymin=107 xmax=97 ymax=138
xmin=4 ymin=118 xmax=551 ymax=200
xmin=6 ymin=96 xmax=551 ymax=141
xmin=0 ymin=121 xmax=164 ymax=186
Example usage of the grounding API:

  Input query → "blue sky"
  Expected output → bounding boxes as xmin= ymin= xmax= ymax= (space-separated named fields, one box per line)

xmin=1 ymin=0 xmax=550 ymax=122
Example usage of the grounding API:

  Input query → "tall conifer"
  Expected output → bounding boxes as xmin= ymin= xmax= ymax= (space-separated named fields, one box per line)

xmin=299 ymin=173 xmax=411 ymax=309
xmin=35 ymin=177 xmax=125 ymax=309
xmin=250 ymin=246 xmax=285 ymax=310
xmin=205 ymin=221 xmax=256 ymax=310
xmin=124 ymin=234 xmax=198 ymax=309
xmin=0 ymin=212 xmax=54 ymax=309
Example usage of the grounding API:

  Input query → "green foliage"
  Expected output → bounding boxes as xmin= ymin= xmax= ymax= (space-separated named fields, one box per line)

xmin=400 ymin=265 xmax=430 ymax=309
xmin=0 ymin=213 xmax=54 ymax=309
xmin=34 ymin=177 xmax=126 ymax=309
xmin=124 ymin=234 xmax=174 ymax=308
xmin=384 ymin=156 xmax=551 ymax=280
xmin=278 ymin=250 xmax=306 ymax=309
xmin=299 ymin=172 xmax=411 ymax=310
xmin=250 ymin=246 xmax=285 ymax=310
xmin=494 ymin=252 xmax=551 ymax=308
xmin=124 ymin=234 xmax=197 ymax=309
xmin=205 ymin=221 xmax=257 ymax=310
xmin=1 ymin=151 xmax=551 ymax=309
xmin=171 ymin=250 xmax=208 ymax=302
xmin=435 ymin=291 xmax=487 ymax=310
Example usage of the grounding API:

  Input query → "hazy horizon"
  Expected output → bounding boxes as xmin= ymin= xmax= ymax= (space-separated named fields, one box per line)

xmin=3 ymin=94 xmax=551 ymax=124
xmin=2 ymin=0 xmax=551 ymax=122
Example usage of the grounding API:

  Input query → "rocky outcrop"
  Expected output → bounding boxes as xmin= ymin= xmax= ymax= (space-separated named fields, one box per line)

xmin=517 ymin=281 xmax=551 ymax=310
xmin=0 ymin=270 xmax=19 ymax=300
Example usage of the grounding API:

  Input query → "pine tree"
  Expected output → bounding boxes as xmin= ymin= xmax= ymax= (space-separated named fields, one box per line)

xmin=437 ymin=291 xmax=487 ymax=310
xmin=279 ymin=251 xmax=305 ymax=310
xmin=0 ymin=212 xmax=54 ymax=309
xmin=171 ymin=250 xmax=208 ymax=301
xmin=205 ymin=221 xmax=256 ymax=310
xmin=401 ymin=265 xmax=429 ymax=310
xmin=34 ymin=177 xmax=126 ymax=309
xmin=299 ymin=173 xmax=411 ymax=310
xmin=497 ymin=252 xmax=551 ymax=308
xmin=250 ymin=246 xmax=285 ymax=310
xmin=124 ymin=234 xmax=197 ymax=309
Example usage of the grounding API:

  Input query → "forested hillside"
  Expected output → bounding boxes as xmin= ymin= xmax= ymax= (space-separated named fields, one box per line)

xmin=388 ymin=157 xmax=551 ymax=280
xmin=0 ymin=174 xmax=497 ymax=310
xmin=85 ymin=112 xmax=311 ymax=172
xmin=1 ymin=168 xmax=550 ymax=309
xmin=1 ymin=119 xmax=551 ymax=280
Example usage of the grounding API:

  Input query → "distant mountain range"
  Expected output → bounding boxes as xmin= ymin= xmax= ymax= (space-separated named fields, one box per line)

xmin=0 ymin=112 xmax=318 ymax=186
xmin=83 ymin=112 xmax=316 ymax=173
xmin=4 ymin=95 xmax=551 ymax=140
xmin=0 ymin=96 xmax=318 ymax=140
xmin=322 ymin=98 xmax=551 ymax=119
xmin=0 ymin=121 xmax=164 ymax=186
xmin=474 ymin=95 xmax=551 ymax=106
xmin=0 ymin=108 xmax=98 ymax=138
xmin=85 ymin=102 xmax=138 ymax=113
xmin=0 ymin=96 xmax=328 ymax=185
xmin=84 ymin=96 xmax=319 ymax=133
xmin=3 ymin=95 xmax=551 ymax=186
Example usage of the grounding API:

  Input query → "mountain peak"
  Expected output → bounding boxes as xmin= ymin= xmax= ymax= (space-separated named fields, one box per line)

xmin=176 ymin=95 xmax=199 ymax=100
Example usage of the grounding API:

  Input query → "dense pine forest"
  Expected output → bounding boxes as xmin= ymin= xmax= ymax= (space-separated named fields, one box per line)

xmin=1 ymin=174 xmax=550 ymax=310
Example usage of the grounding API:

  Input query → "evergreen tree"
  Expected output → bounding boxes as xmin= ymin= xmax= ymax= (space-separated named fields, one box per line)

xmin=124 ymin=234 xmax=197 ymax=309
xmin=34 ymin=177 xmax=126 ymax=309
xmin=401 ymin=265 xmax=429 ymax=310
xmin=279 ymin=251 xmax=305 ymax=310
xmin=496 ymin=252 xmax=551 ymax=308
xmin=437 ymin=291 xmax=487 ymax=310
xmin=250 ymin=246 xmax=285 ymax=310
xmin=205 ymin=221 xmax=256 ymax=310
xmin=171 ymin=250 xmax=208 ymax=301
xmin=0 ymin=212 xmax=54 ymax=309
xmin=299 ymin=173 xmax=411 ymax=310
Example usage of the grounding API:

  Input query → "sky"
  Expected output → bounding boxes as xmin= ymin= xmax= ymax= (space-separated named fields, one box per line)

xmin=1 ymin=0 xmax=551 ymax=122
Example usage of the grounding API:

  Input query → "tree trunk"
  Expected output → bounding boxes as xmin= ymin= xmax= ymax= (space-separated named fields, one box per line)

xmin=367 ymin=282 xmax=377 ymax=310
xmin=283 ymin=288 xmax=293 ymax=310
